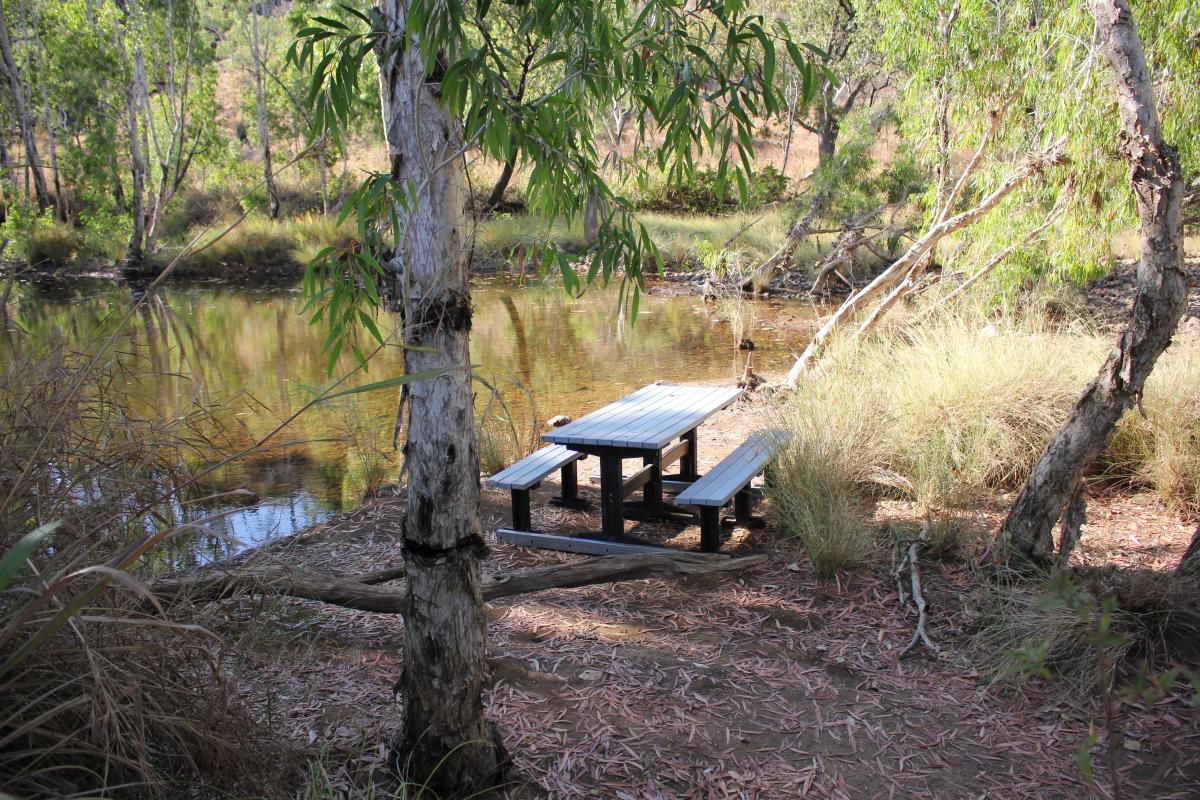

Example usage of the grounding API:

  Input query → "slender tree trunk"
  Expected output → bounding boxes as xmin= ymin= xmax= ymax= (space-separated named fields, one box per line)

xmin=816 ymin=105 xmax=839 ymax=165
xmin=116 ymin=0 xmax=147 ymax=267
xmin=997 ymin=0 xmax=1187 ymax=565
xmin=583 ymin=186 xmax=605 ymax=246
xmin=30 ymin=2 xmax=64 ymax=220
xmin=375 ymin=1 xmax=506 ymax=792
xmin=317 ymin=139 xmax=329 ymax=215
xmin=0 ymin=139 xmax=11 ymax=222
xmin=485 ymin=151 xmax=516 ymax=210
xmin=0 ymin=2 xmax=51 ymax=211
xmin=251 ymin=4 xmax=279 ymax=219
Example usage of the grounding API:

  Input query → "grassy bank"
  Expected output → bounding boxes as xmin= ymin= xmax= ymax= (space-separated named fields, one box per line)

xmin=4 ymin=202 xmax=811 ymax=280
xmin=766 ymin=310 xmax=1200 ymax=574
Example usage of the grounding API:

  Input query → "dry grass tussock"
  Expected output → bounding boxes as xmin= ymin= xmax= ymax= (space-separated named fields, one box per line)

xmin=0 ymin=337 xmax=290 ymax=797
xmin=769 ymin=309 xmax=1200 ymax=567
xmin=968 ymin=567 xmax=1200 ymax=696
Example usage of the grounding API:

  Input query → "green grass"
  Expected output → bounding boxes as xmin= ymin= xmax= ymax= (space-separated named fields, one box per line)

xmin=472 ymin=206 xmax=802 ymax=270
xmin=169 ymin=213 xmax=356 ymax=274
xmin=767 ymin=390 xmax=882 ymax=576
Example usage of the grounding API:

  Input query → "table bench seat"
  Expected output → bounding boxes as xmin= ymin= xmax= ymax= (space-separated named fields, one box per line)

xmin=676 ymin=431 xmax=782 ymax=551
xmin=485 ymin=445 xmax=586 ymax=531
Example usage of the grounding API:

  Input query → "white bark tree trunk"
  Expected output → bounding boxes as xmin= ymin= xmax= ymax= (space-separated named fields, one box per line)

xmin=998 ymin=0 xmax=1188 ymax=564
xmin=0 ymin=2 xmax=51 ymax=211
xmin=251 ymin=3 xmax=279 ymax=219
xmin=115 ymin=0 xmax=147 ymax=267
xmin=375 ymin=1 xmax=506 ymax=792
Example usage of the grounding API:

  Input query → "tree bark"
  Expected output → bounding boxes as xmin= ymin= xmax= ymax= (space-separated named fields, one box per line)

xmin=375 ymin=1 xmax=505 ymax=792
xmin=583 ymin=186 xmax=605 ymax=246
xmin=116 ymin=0 xmax=147 ymax=268
xmin=251 ymin=3 xmax=279 ymax=219
xmin=0 ymin=1 xmax=51 ymax=211
xmin=997 ymin=0 xmax=1188 ymax=566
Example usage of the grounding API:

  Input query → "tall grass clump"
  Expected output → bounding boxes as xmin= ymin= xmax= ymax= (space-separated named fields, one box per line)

xmin=0 ymin=337 xmax=282 ymax=797
xmin=767 ymin=382 xmax=883 ymax=576
xmin=770 ymin=312 xmax=1110 ymax=560
xmin=476 ymin=378 xmax=539 ymax=475
xmin=1109 ymin=335 xmax=1200 ymax=513
xmin=875 ymin=314 xmax=1104 ymax=512
xmin=970 ymin=569 xmax=1200 ymax=696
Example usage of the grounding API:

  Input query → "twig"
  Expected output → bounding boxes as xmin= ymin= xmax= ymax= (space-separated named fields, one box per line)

xmin=898 ymin=522 xmax=939 ymax=659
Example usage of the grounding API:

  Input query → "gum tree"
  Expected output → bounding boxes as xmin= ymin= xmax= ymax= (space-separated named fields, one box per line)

xmin=289 ymin=0 xmax=815 ymax=793
xmin=998 ymin=0 xmax=1189 ymax=566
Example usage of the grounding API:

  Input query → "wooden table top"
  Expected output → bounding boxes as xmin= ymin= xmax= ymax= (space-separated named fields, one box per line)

xmin=542 ymin=384 xmax=743 ymax=451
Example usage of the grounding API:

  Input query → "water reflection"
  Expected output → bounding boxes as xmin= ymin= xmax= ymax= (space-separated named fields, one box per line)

xmin=3 ymin=274 xmax=812 ymax=554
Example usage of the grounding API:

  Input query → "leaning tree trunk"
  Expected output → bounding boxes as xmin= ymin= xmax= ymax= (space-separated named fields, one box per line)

xmin=251 ymin=4 xmax=279 ymax=219
xmin=376 ymin=1 xmax=506 ymax=793
xmin=485 ymin=150 xmax=516 ymax=211
xmin=997 ymin=0 xmax=1188 ymax=566
xmin=0 ymin=2 xmax=51 ymax=212
xmin=1177 ymin=527 xmax=1200 ymax=579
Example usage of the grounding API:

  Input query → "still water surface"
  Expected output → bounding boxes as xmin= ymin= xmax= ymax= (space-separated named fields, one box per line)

xmin=6 ymin=275 xmax=814 ymax=556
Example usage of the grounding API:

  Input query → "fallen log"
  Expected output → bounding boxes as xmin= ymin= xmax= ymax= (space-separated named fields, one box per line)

xmin=152 ymin=552 xmax=767 ymax=612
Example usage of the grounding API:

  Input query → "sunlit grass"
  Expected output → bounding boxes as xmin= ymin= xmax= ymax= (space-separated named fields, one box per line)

xmin=473 ymin=206 xmax=805 ymax=270
xmin=770 ymin=308 xmax=1200 ymax=562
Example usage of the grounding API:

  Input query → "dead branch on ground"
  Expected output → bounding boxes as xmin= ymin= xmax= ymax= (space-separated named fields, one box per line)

xmin=152 ymin=551 xmax=768 ymax=612
xmin=893 ymin=522 xmax=939 ymax=659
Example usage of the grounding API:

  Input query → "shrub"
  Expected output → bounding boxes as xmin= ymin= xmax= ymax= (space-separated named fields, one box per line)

xmin=3 ymin=205 xmax=83 ymax=267
xmin=20 ymin=221 xmax=81 ymax=267
xmin=970 ymin=570 xmax=1200 ymax=696
xmin=638 ymin=165 xmax=791 ymax=213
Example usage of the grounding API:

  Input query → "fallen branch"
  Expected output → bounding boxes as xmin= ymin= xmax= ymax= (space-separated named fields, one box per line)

xmin=914 ymin=188 xmax=1069 ymax=322
xmin=782 ymin=137 xmax=1066 ymax=384
xmin=152 ymin=551 xmax=768 ymax=612
xmin=894 ymin=522 xmax=939 ymax=659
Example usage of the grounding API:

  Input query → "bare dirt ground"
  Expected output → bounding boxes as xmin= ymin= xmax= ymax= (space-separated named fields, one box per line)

xmin=215 ymin=392 xmax=1200 ymax=799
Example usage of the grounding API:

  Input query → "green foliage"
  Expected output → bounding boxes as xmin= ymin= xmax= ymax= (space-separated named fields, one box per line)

xmin=287 ymin=0 xmax=818 ymax=367
xmin=879 ymin=0 xmax=1200 ymax=291
xmin=638 ymin=164 xmax=790 ymax=213
xmin=807 ymin=109 xmax=925 ymax=219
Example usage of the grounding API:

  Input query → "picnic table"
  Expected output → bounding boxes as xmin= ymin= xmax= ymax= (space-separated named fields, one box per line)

xmin=492 ymin=383 xmax=746 ymax=555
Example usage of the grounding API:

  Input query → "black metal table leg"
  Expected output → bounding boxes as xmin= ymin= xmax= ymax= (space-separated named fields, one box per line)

xmin=550 ymin=459 xmax=590 ymax=510
xmin=680 ymin=428 xmax=698 ymax=480
xmin=734 ymin=488 xmax=753 ymax=523
xmin=642 ymin=451 xmax=663 ymax=506
xmin=699 ymin=507 xmax=722 ymax=552
xmin=511 ymin=488 xmax=532 ymax=531
xmin=599 ymin=454 xmax=626 ymax=541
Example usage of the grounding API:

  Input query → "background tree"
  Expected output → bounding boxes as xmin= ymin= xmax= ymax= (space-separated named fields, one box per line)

xmin=0 ymin=0 xmax=51 ymax=210
xmin=250 ymin=1 xmax=279 ymax=219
